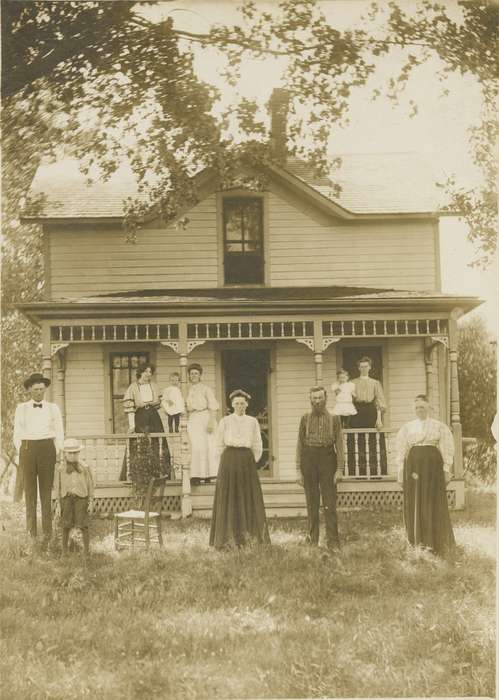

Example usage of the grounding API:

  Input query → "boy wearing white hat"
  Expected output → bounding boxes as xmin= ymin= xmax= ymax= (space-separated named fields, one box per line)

xmin=57 ymin=438 xmax=95 ymax=556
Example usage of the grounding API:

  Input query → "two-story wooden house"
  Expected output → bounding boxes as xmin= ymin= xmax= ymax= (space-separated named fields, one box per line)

xmin=20 ymin=91 xmax=480 ymax=517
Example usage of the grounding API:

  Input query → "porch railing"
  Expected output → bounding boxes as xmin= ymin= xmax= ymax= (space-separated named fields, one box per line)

xmin=72 ymin=433 xmax=182 ymax=484
xmin=342 ymin=429 xmax=394 ymax=478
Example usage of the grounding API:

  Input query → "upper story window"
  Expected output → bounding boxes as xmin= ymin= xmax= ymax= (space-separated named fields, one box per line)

xmin=223 ymin=197 xmax=264 ymax=284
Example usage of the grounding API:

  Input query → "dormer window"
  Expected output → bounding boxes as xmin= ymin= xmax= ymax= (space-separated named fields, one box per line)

xmin=223 ymin=197 xmax=264 ymax=284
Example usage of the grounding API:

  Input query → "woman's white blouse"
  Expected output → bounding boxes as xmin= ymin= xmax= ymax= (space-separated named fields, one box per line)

xmin=216 ymin=414 xmax=263 ymax=462
xmin=186 ymin=383 xmax=219 ymax=412
xmin=138 ymin=383 xmax=153 ymax=403
xmin=395 ymin=418 xmax=455 ymax=472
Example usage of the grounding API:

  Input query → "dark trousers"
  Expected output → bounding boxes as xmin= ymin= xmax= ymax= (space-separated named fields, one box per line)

xmin=167 ymin=413 xmax=181 ymax=433
xmin=301 ymin=446 xmax=339 ymax=547
xmin=20 ymin=439 xmax=56 ymax=538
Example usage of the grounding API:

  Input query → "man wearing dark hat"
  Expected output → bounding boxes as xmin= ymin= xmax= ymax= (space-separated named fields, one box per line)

xmin=296 ymin=385 xmax=344 ymax=549
xmin=13 ymin=373 xmax=64 ymax=545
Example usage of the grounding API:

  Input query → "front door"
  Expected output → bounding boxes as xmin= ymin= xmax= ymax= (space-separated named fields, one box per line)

xmin=221 ymin=348 xmax=272 ymax=475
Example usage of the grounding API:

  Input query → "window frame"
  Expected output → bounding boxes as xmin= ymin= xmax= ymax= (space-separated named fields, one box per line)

xmin=218 ymin=191 xmax=269 ymax=287
xmin=105 ymin=347 xmax=155 ymax=434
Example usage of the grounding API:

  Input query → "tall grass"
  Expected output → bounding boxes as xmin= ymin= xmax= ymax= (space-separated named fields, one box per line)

xmin=0 ymin=493 xmax=494 ymax=699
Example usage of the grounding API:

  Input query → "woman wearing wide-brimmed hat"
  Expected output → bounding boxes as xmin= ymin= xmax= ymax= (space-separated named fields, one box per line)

xmin=13 ymin=372 xmax=64 ymax=546
xmin=396 ymin=394 xmax=455 ymax=557
xmin=209 ymin=390 xmax=270 ymax=549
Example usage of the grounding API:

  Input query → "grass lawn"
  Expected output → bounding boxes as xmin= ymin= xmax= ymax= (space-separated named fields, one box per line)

xmin=0 ymin=490 xmax=495 ymax=699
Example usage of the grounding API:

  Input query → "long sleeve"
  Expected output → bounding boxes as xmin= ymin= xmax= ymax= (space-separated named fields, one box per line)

xmin=13 ymin=404 xmax=23 ymax=452
xmin=438 ymin=422 xmax=455 ymax=474
xmin=205 ymin=385 xmax=219 ymax=411
xmin=333 ymin=415 xmax=344 ymax=472
xmin=123 ymin=384 xmax=136 ymax=414
xmin=374 ymin=380 xmax=386 ymax=412
xmin=295 ymin=416 xmax=306 ymax=475
xmin=215 ymin=418 xmax=227 ymax=455
xmin=395 ymin=424 xmax=409 ymax=471
xmin=52 ymin=404 xmax=64 ymax=453
xmin=85 ymin=465 xmax=95 ymax=498
xmin=251 ymin=418 xmax=263 ymax=463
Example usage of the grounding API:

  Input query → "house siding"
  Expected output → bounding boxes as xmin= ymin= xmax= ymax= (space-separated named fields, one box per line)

xmin=267 ymin=190 xmax=437 ymax=291
xmin=47 ymin=186 xmax=438 ymax=299
xmin=65 ymin=344 xmax=106 ymax=435
xmin=48 ymin=196 xmax=218 ymax=298
xmin=274 ymin=341 xmax=316 ymax=479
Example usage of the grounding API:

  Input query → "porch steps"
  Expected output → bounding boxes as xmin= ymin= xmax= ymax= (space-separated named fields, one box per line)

xmin=191 ymin=480 xmax=308 ymax=519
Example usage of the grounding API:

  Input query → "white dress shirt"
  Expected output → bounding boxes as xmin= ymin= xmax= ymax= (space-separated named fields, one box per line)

xmin=13 ymin=400 xmax=64 ymax=453
xmin=216 ymin=414 xmax=263 ymax=462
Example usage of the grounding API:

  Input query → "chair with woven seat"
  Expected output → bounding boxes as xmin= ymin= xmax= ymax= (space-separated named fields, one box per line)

xmin=114 ymin=476 xmax=168 ymax=550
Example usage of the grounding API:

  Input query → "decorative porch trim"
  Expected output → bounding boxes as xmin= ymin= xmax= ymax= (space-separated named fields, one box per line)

xmin=50 ymin=323 xmax=179 ymax=343
xmin=322 ymin=318 xmax=448 ymax=338
xmin=187 ymin=320 xmax=315 ymax=341
xmin=187 ymin=339 xmax=207 ymax=354
xmin=51 ymin=342 xmax=70 ymax=357
xmin=322 ymin=336 xmax=341 ymax=351
xmin=160 ymin=340 xmax=180 ymax=354
xmin=295 ymin=338 xmax=315 ymax=351
xmin=429 ymin=334 xmax=449 ymax=350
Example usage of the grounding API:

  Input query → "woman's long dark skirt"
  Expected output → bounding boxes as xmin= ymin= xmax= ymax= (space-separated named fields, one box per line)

xmin=403 ymin=445 xmax=455 ymax=556
xmin=209 ymin=447 xmax=270 ymax=549
xmin=119 ymin=407 xmax=171 ymax=481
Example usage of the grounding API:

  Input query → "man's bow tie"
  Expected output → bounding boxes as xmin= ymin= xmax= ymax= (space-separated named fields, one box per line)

xmin=66 ymin=463 xmax=82 ymax=474
xmin=33 ymin=403 xmax=43 ymax=409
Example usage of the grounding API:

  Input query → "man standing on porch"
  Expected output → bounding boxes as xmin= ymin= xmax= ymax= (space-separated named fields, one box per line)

xmin=13 ymin=373 xmax=64 ymax=547
xmin=296 ymin=386 xmax=344 ymax=549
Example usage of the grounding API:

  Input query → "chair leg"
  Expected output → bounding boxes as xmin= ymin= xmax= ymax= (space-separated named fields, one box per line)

xmin=131 ymin=519 xmax=135 ymax=549
xmin=145 ymin=521 xmax=150 ymax=549
xmin=114 ymin=517 xmax=119 ymax=550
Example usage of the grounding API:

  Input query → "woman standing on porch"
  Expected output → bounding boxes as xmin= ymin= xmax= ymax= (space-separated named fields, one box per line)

xmin=396 ymin=394 xmax=455 ymax=557
xmin=210 ymin=390 xmax=270 ymax=549
xmin=119 ymin=363 xmax=171 ymax=480
xmin=350 ymin=356 xmax=387 ymax=474
xmin=186 ymin=363 xmax=219 ymax=483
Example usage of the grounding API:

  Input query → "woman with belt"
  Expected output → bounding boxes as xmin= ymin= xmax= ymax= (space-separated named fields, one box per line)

xmin=396 ymin=394 xmax=455 ymax=556
xmin=209 ymin=390 xmax=270 ymax=549
xmin=119 ymin=363 xmax=171 ymax=480
xmin=350 ymin=356 xmax=387 ymax=475
xmin=186 ymin=363 xmax=219 ymax=484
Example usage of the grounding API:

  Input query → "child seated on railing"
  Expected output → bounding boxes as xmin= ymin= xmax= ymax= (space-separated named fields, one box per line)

xmin=161 ymin=372 xmax=185 ymax=434
xmin=331 ymin=369 xmax=357 ymax=428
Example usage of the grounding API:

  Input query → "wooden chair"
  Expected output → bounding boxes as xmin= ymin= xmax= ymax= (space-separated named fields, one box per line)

xmin=114 ymin=476 xmax=168 ymax=550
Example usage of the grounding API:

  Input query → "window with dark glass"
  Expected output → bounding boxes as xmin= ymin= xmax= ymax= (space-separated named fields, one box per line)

xmin=110 ymin=351 xmax=150 ymax=433
xmin=223 ymin=197 xmax=264 ymax=284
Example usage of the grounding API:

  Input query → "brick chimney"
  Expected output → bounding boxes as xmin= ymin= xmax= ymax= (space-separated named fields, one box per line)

xmin=268 ymin=88 xmax=291 ymax=163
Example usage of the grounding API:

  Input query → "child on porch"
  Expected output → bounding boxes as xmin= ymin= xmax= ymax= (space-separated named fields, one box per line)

xmin=56 ymin=438 xmax=94 ymax=557
xmin=331 ymin=369 xmax=357 ymax=428
xmin=161 ymin=372 xmax=185 ymax=433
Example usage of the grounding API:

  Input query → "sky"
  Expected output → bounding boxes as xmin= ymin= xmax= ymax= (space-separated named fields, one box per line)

xmin=145 ymin=0 xmax=498 ymax=331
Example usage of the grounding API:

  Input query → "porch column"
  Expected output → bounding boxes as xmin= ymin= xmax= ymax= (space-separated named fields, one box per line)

xmin=53 ymin=348 xmax=67 ymax=429
xmin=41 ymin=325 xmax=53 ymax=400
xmin=424 ymin=338 xmax=436 ymax=408
xmin=313 ymin=320 xmax=323 ymax=384
xmin=178 ymin=323 xmax=192 ymax=518
xmin=449 ymin=312 xmax=463 ymax=478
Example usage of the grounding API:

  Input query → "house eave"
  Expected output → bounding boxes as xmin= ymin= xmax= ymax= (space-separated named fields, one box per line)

xmin=18 ymin=295 xmax=483 ymax=324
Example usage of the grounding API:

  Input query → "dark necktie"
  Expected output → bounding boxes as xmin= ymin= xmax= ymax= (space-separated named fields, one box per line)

xmin=33 ymin=403 xmax=43 ymax=409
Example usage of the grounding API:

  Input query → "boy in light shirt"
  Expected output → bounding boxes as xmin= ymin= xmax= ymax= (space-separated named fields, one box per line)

xmin=56 ymin=438 xmax=94 ymax=556
xmin=161 ymin=372 xmax=185 ymax=433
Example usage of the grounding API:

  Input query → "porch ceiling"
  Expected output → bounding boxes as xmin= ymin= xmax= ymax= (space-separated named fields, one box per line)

xmin=19 ymin=286 xmax=482 ymax=322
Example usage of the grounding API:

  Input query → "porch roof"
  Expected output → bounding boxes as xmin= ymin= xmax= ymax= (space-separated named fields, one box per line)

xmin=19 ymin=285 xmax=482 ymax=321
